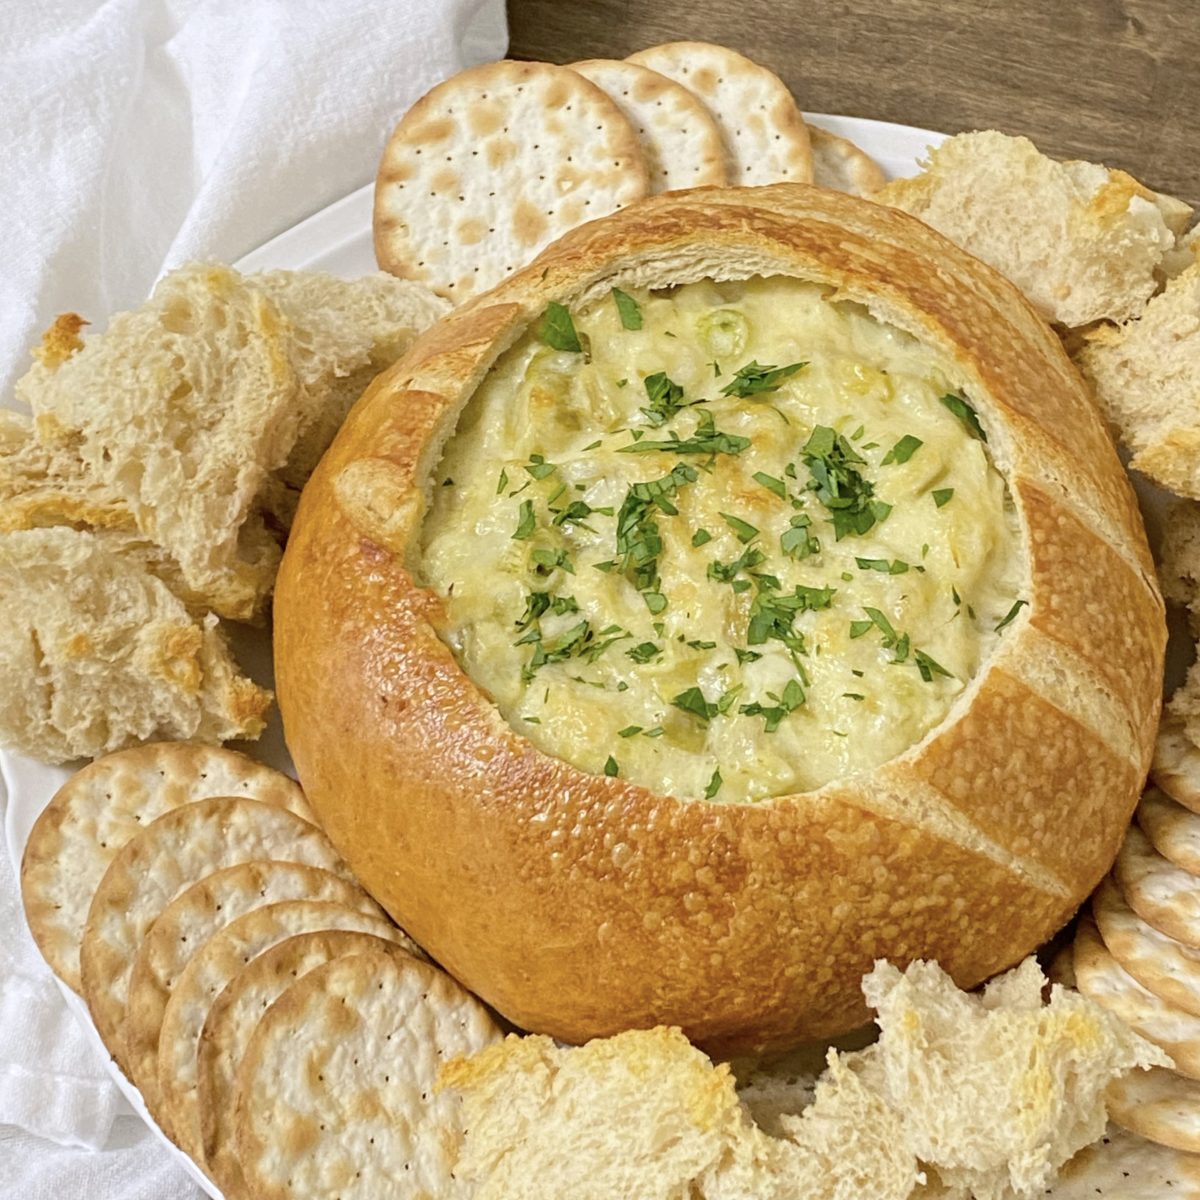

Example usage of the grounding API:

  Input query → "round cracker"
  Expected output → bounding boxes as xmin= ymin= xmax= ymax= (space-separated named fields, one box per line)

xmin=122 ymin=861 xmax=387 ymax=1116
xmin=158 ymin=898 xmax=412 ymax=1160
xmin=1152 ymin=715 xmax=1200 ymax=814
xmin=1115 ymin=824 xmax=1200 ymax=947
xmin=627 ymin=41 xmax=812 ymax=185
xmin=80 ymin=797 xmax=349 ymax=1073
xmin=1094 ymin=874 xmax=1200 ymax=1017
xmin=197 ymin=930 xmax=404 ymax=1194
xmin=570 ymin=58 xmax=728 ymax=191
xmin=809 ymin=126 xmax=887 ymax=197
xmin=1074 ymin=916 xmax=1200 ymax=1079
xmin=1107 ymin=1068 xmax=1200 ymax=1153
xmin=234 ymin=950 xmax=502 ymax=1200
xmin=374 ymin=60 xmax=649 ymax=300
xmin=1140 ymin=786 xmax=1200 ymax=874
xmin=1046 ymin=1124 xmax=1200 ymax=1199
xmin=20 ymin=742 xmax=308 ymax=992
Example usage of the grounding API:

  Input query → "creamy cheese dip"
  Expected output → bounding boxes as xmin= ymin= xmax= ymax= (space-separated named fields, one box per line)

xmin=420 ymin=277 xmax=1023 ymax=803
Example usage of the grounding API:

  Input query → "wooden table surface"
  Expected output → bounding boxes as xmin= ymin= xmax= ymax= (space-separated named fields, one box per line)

xmin=507 ymin=0 xmax=1199 ymax=207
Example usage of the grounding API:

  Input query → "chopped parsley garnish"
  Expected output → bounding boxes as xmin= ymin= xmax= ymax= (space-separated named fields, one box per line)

xmin=672 ymin=687 xmax=719 ymax=722
xmin=618 ymin=725 xmax=642 ymax=738
xmin=641 ymin=371 xmax=689 ymax=426
xmin=914 ymin=650 xmax=953 ymax=681
xmin=538 ymin=301 xmax=582 ymax=352
xmin=708 ymin=544 xmax=767 ymax=584
xmin=856 ymin=557 xmax=910 ymax=575
xmin=747 ymin=582 xmax=832 ymax=653
xmin=551 ymin=499 xmax=613 ymax=530
xmin=740 ymin=678 xmax=806 ymax=732
xmin=519 ymin=619 xmax=592 ymax=682
xmin=940 ymin=393 xmax=987 ymax=441
xmin=524 ymin=453 xmax=556 ymax=480
xmin=540 ymin=302 xmax=585 ymax=352
xmin=704 ymin=768 xmax=723 ymax=799
xmin=617 ymin=409 xmax=750 ymax=457
xmin=611 ymin=287 xmax=643 ymax=330
xmin=720 ymin=360 xmax=806 ymax=398
xmin=753 ymin=471 xmax=787 ymax=499
xmin=843 ymin=692 xmax=865 ymax=701
xmin=720 ymin=513 xmax=759 ymax=544
xmin=531 ymin=547 xmax=574 ymax=575
xmin=516 ymin=591 xmax=578 ymax=629
xmin=604 ymin=755 xmax=619 ymax=777
xmin=735 ymin=648 xmax=762 ymax=664
xmin=881 ymin=435 xmax=923 ymax=465
xmin=642 ymin=591 xmax=667 ymax=614
xmin=613 ymin=463 xmax=697 ymax=596
xmin=995 ymin=599 xmax=1028 ymax=633
xmin=496 ymin=468 xmax=509 ymax=495
xmin=627 ymin=641 xmax=661 ymax=664
xmin=781 ymin=513 xmax=820 ymax=560
xmin=932 ymin=488 xmax=955 ymax=508
xmin=801 ymin=425 xmax=892 ymax=540
xmin=692 ymin=528 xmax=712 ymax=547
xmin=513 ymin=499 xmax=536 ymax=540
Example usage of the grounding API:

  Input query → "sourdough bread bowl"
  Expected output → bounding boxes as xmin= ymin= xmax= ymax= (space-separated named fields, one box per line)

xmin=274 ymin=184 xmax=1164 ymax=1055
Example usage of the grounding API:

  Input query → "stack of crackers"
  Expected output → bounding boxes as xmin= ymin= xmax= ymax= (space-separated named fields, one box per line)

xmin=374 ymin=42 xmax=884 ymax=301
xmin=19 ymin=742 xmax=501 ymax=1197
xmin=1072 ymin=720 xmax=1200 ymax=1155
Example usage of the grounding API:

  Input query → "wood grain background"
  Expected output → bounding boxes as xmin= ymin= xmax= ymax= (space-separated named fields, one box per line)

xmin=507 ymin=0 xmax=1199 ymax=206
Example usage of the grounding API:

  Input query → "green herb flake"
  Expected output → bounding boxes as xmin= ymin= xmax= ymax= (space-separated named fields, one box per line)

xmin=881 ymin=435 xmax=923 ymax=466
xmin=496 ymin=468 xmax=509 ymax=495
xmin=687 ymin=639 xmax=717 ymax=651
xmin=692 ymin=528 xmax=713 ymax=547
xmin=856 ymin=557 xmax=910 ymax=575
xmin=720 ymin=360 xmax=807 ymax=398
xmin=525 ymin=453 xmax=556 ymax=480
xmin=604 ymin=755 xmax=619 ymax=777
xmin=612 ymin=287 xmax=643 ymax=330
xmin=995 ymin=599 xmax=1028 ymax=633
xmin=618 ymin=725 xmax=643 ymax=738
xmin=626 ymin=642 xmax=661 ymax=664
xmin=753 ymin=471 xmax=787 ymax=500
xmin=641 ymin=371 xmax=689 ymax=427
xmin=843 ymin=692 xmax=865 ymax=701
xmin=672 ymin=687 xmax=719 ymax=722
xmin=538 ymin=301 xmax=582 ymax=352
xmin=642 ymin=591 xmax=668 ymax=614
xmin=704 ymin=769 xmax=723 ymax=799
xmin=513 ymin=499 xmax=536 ymax=540
xmin=582 ymin=438 xmax=603 ymax=451
xmin=740 ymin=677 xmax=806 ymax=732
xmin=531 ymin=547 xmax=575 ymax=575
xmin=914 ymin=650 xmax=953 ymax=681
xmin=720 ymin=513 xmax=759 ymax=544
xmin=735 ymin=648 xmax=762 ymax=664
xmin=780 ymin=513 xmax=820 ymax=560
xmin=801 ymin=425 xmax=890 ymax=540
xmin=940 ymin=393 xmax=987 ymax=441
xmin=618 ymin=409 xmax=750 ymax=458
xmin=849 ymin=620 xmax=874 ymax=639
xmin=932 ymin=488 xmax=955 ymax=508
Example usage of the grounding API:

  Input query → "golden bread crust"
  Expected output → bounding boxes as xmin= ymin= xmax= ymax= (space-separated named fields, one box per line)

xmin=276 ymin=185 xmax=1162 ymax=1053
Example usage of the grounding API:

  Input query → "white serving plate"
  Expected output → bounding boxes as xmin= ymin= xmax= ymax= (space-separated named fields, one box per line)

xmin=2 ymin=113 xmax=943 ymax=1196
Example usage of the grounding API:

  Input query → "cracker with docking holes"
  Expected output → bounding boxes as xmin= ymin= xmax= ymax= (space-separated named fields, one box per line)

xmin=809 ymin=126 xmax=887 ymax=196
xmin=1041 ymin=1125 xmax=1200 ymax=1199
xmin=80 ymin=797 xmax=351 ymax=1074
xmin=197 ymin=930 xmax=407 ymax=1195
xmin=570 ymin=58 xmax=728 ymax=191
xmin=1153 ymin=715 xmax=1200 ymax=815
xmin=1093 ymin=875 xmax=1200 ymax=1017
xmin=374 ymin=60 xmax=649 ymax=300
xmin=1140 ymin=786 xmax=1200 ymax=874
xmin=1115 ymin=824 xmax=1200 ymax=947
xmin=20 ymin=742 xmax=310 ymax=993
xmin=158 ymin=900 xmax=413 ymax=1160
xmin=627 ymin=41 xmax=812 ymax=185
xmin=1107 ymin=1067 xmax=1200 ymax=1153
xmin=1074 ymin=916 xmax=1200 ymax=1078
xmin=234 ymin=949 xmax=502 ymax=1200
xmin=122 ymin=861 xmax=387 ymax=1114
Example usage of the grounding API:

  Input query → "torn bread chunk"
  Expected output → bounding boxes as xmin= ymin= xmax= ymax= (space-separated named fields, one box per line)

xmin=0 ymin=527 xmax=271 ymax=762
xmin=874 ymin=131 xmax=1192 ymax=328
xmin=1076 ymin=263 xmax=1200 ymax=500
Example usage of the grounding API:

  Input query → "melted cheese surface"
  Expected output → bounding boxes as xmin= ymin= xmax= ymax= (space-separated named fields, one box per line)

xmin=420 ymin=277 xmax=1023 ymax=803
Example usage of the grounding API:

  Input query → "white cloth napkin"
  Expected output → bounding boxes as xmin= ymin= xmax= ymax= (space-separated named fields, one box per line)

xmin=0 ymin=0 xmax=507 ymax=1194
